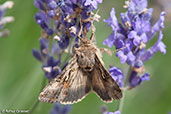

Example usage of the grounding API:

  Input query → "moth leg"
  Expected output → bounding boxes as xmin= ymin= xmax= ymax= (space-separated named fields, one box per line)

xmin=99 ymin=48 xmax=113 ymax=56
xmin=89 ymin=25 xmax=96 ymax=44
xmin=99 ymin=45 xmax=129 ymax=56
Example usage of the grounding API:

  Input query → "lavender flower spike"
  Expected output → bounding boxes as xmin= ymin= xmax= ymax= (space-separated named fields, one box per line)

xmin=33 ymin=0 xmax=103 ymax=79
xmin=104 ymin=0 xmax=166 ymax=88
xmin=0 ymin=1 xmax=14 ymax=38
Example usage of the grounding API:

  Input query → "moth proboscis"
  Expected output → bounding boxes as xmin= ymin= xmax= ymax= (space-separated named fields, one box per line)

xmin=39 ymin=25 xmax=122 ymax=104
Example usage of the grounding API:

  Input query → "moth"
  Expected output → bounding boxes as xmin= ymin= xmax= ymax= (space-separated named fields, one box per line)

xmin=39 ymin=30 xmax=122 ymax=104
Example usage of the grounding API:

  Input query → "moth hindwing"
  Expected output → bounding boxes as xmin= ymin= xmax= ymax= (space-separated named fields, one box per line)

xmin=39 ymin=32 xmax=122 ymax=104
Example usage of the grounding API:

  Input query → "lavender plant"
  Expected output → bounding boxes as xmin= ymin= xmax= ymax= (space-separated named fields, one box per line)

xmin=32 ymin=0 xmax=102 ymax=113
xmin=105 ymin=0 xmax=166 ymax=88
xmin=32 ymin=0 xmax=166 ymax=114
xmin=103 ymin=0 xmax=166 ymax=113
xmin=0 ymin=1 xmax=14 ymax=38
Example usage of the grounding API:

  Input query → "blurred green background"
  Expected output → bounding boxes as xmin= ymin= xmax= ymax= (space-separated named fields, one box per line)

xmin=0 ymin=0 xmax=171 ymax=114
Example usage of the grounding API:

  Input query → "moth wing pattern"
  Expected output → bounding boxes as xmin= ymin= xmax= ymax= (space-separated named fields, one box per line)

xmin=91 ymin=52 xmax=122 ymax=102
xmin=58 ymin=65 xmax=91 ymax=104
xmin=39 ymin=55 xmax=91 ymax=104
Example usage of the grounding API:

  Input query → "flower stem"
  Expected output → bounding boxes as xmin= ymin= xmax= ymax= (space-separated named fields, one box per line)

xmin=28 ymin=100 xmax=40 ymax=114
xmin=118 ymin=90 xmax=125 ymax=114
xmin=118 ymin=66 xmax=132 ymax=113
xmin=28 ymin=76 xmax=46 ymax=114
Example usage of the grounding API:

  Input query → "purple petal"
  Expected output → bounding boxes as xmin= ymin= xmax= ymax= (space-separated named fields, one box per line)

xmin=48 ymin=1 xmax=57 ymax=10
xmin=109 ymin=67 xmax=123 ymax=87
xmin=34 ymin=0 xmax=46 ymax=10
xmin=91 ymin=1 xmax=98 ymax=9
xmin=40 ymin=38 xmax=49 ymax=54
xmin=127 ymin=51 xmax=136 ymax=62
xmin=141 ymin=73 xmax=150 ymax=81
xmin=47 ymin=10 xmax=56 ymax=18
xmin=153 ymin=12 xmax=166 ymax=31
xmin=84 ymin=0 xmax=102 ymax=9
xmin=134 ymin=60 xmax=143 ymax=68
xmin=129 ymin=71 xmax=141 ymax=87
xmin=97 ymin=0 xmax=103 ymax=3
xmin=32 ymin=49 xmax=43 ymax=61
xmin=141 ymin=33 xmax=148 ymax=43
xmin=114 ymin=38 xmax=125 ymax=49
xmin=128 ymin=31 xmax=136 ymax=39
xmin=130 ymin=0 xmax=148 ymax=12
xmin=116 ymin=51 xmax=127 ymax=64
xmin=148 ymin=11 xmax=166 ymax=39
xmin=58 ymin=35 xmax=70 ymax=49
xmin=107 ymin=110 xmax=120 ymax=114
xmin=104 ymin=8 xmax=119 ymax=31
xmin=128 ymin=31 xmax=141 ymax=46
xmin=141 ymin=31 xmax=166 ymax=62
xmin=61 ymin=105 xmax=72 ymax=114
xmin=103 ymin=32 xmax=115 ymax=48
xmin=51 ymin=103 xmax=71 ymax=114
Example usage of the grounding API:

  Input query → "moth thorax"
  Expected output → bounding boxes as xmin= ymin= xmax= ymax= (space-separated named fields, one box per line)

xmin=77 ymin=52 xmax=95 ymax=72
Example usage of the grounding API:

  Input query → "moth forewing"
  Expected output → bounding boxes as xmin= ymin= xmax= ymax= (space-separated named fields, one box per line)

xmin=90 ymin=53 xmax=122 ymax=102
xmin=39 ymin=55 xmax=92 ymax=104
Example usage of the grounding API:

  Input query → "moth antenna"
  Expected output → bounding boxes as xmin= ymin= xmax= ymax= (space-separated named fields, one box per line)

xmin=90 ymin=9 xmax=100 ymax=42
xmin=92 ymin=9 xmax=100 ymax=23
xmin=90 ymin=27 xmax=96 ymax=42
xmin=77 ymin=19 xmax=84 ymax=42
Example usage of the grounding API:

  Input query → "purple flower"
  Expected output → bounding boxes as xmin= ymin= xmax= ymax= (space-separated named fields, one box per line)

xmin=104 ymin=0 xmax=166 ymax=88
xmin=35 ymin=12 xmax=49 ymax=30
xmin=32 ymin=38 xmax=49 ymax=62
xmin=141 ymin=31 xmax=166 ymax=62
xmin=103 ymin=8 xmax=119 ymax=31
xmin=34 ymin=0 xmax=46 ymax=10
xmin=32 ymin=49 xmax=43 ymax=62
xmin=51 ymin=103 xmax=71 ymax=114
xmin=48 ymin=1 xmax=57 ymax=10
xmin=109 ymin=66 xmax=124 ymax=87
xmin=84 ymin=0 xmax=103 ymax=9
xmin=42 ymin=56 xmax=61 ymax=79
xmin=32 ymin=38 xmax=62 ymax=79
xmin=58 ymin=35 xmax=70 ymax=49
xmin=107 ymin=111 xmax=120 ymax=114
xmin=129 ymin=71 xmax=150 ymax=87
xmin=101 ymin=106 xmax=120 ymax=114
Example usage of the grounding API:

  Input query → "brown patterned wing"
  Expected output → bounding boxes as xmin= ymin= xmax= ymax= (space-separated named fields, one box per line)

xmin=39 ymin=55 xmax=91 ymax=104
xmin=91 ymin=54 xmax=122 ymax=102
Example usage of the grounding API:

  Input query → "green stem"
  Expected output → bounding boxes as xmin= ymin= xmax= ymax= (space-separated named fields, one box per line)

xmin=118 ymin=66 xmax=132 ymax=113
xmin=118 ymin=90 xmax=125 ymax=114
xmin=28 ymin=100 xmax=40 ymax=114
xmin=28 ymin=77 xmax=46 ymax=114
